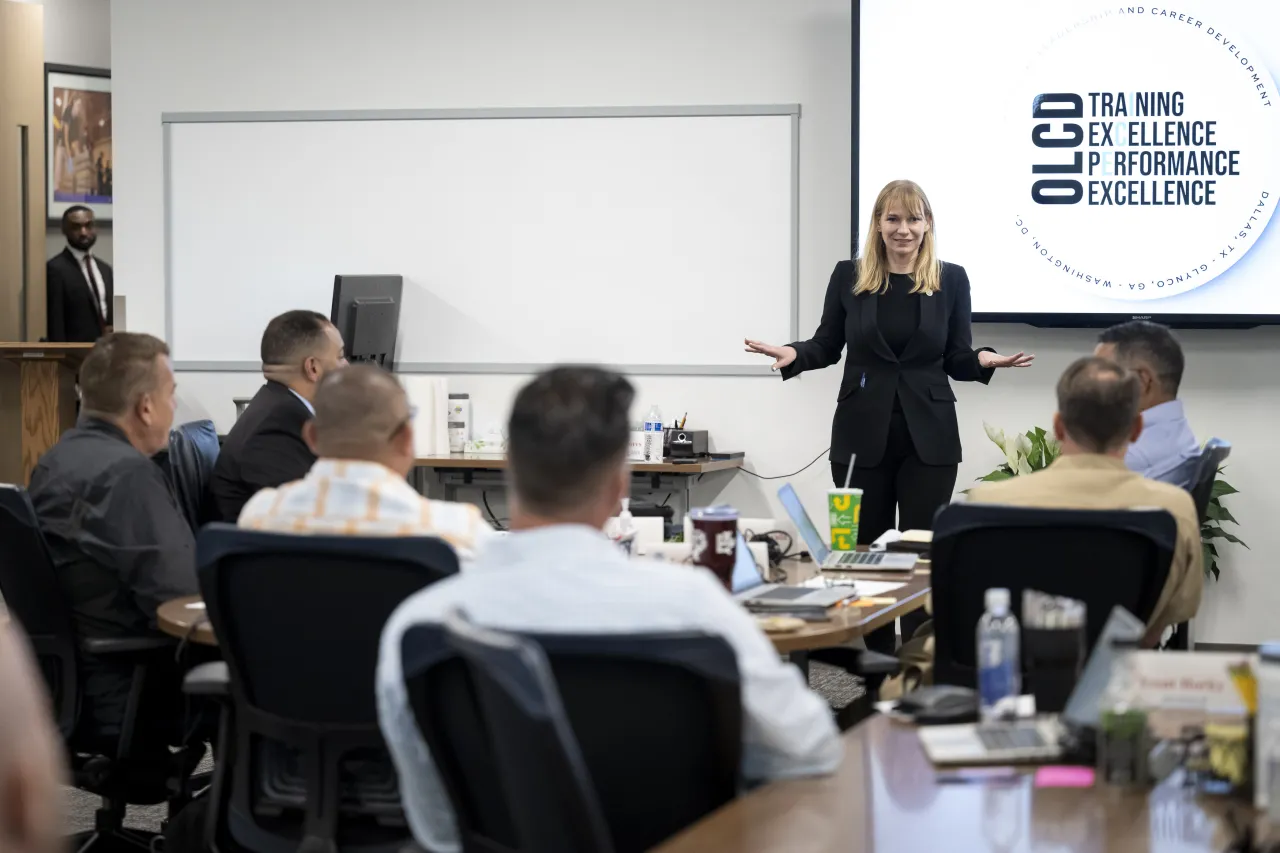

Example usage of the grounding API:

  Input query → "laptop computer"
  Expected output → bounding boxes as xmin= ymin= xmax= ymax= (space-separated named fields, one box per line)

xmin=776 ymin=484 xmax=918 ymax=571
xmin=730 ymin=532 xmax=856 ymax=613
xmin=916 ymin=605 xmax=1145 ymax=765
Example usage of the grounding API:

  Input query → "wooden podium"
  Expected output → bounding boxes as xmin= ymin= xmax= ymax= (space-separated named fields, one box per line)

xmin=0 ymin=343 xmax=93 ymax=484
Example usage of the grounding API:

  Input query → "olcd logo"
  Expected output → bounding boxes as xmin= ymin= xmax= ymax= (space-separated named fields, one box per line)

xmin=1009 ymin=5 xmax=1279 ymax=299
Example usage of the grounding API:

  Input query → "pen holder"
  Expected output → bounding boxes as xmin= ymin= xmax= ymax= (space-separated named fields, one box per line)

xmin=1023 ymin=626 xmax=1085 ymax=714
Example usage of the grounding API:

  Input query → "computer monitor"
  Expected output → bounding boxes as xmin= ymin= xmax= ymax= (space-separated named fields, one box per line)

xmin=330 ymin=274 xmax=403 ymax=369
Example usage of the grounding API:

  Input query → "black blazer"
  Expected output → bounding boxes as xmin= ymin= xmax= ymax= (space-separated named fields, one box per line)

xmin=211 ymin=381 xmax=317 ymax=522
xmin=46 ymin=247 xmax=113 ymax=343
xmin=782 ymin=260 xmax=994 ymax=468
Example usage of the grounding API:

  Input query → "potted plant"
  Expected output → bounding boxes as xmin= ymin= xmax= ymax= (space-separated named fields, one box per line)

xmin=974 ymin=424 xmax=1244 ymax=579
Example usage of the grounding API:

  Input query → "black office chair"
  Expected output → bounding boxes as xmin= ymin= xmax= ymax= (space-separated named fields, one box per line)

xmin=167 ymin=419 xmax=221 ymax=532
xmin=930 ymin=503 xmax=1176 ymax=690
xmin=1189 ymin=438 xmax=1231 ymax=523
xmin=402 ymin=620 xmax=742 ymax=853
xmin=0 ymin=484 xmax=198 ymax=853
xmin=188 ymin=524 xmax=459 ymax=853
xmin=1163 ymin=437 xmax=1231 ymax=651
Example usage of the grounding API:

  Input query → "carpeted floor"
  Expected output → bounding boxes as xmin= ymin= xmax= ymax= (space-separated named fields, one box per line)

xmin=61 ymin=662 xmax=864 ymax=837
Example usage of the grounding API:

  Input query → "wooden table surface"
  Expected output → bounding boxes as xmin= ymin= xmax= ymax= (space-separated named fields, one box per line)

xmin=156 ymin=595 xmax=215 ymax=646
xmin=763 ymin=558 xmax=930 ymax=654
xmin=655 ymin=713 xmax=1259 ymax=853
xmin=414 ymin=453 xmax=744 ymax=476
xmin=155 ymin=557 xmax=930 ymax=652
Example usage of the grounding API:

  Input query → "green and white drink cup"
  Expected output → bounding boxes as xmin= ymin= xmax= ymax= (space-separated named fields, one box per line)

xmin=827 ymin=488 xmax=863 ymax=551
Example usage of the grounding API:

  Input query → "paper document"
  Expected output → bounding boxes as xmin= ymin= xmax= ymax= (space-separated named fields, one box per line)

xmin=869 ymin=529 xmax=902 ymax=551
xmin=799 ymin=578 xmax=906 ymax=598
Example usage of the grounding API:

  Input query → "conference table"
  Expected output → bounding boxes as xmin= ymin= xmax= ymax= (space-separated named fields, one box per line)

xmin=654 ymin=712 xmax=1262 ymax=852
xmin=412 ymin=453 xmax=744 ymax=525
xmin=154 ymin=556 xmax=931 ymax=652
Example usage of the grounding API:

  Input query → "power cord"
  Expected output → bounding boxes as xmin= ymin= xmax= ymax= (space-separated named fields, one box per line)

xmin=743 ymin=528 xmax=795 ymax=570
xmin=737 ymin=447 xmax=831 ymax=481
xmin=481 ymin=490 xmax=508 ymax=531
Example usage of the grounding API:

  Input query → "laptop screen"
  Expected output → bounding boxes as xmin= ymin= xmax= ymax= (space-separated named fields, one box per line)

xmin=777 ymin=484 xmax=829 ymax=561
xmin=730 ymin=533 xmax=765 ymax=593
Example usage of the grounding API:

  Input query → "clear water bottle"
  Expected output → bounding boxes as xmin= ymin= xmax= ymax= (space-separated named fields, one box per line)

xmin=977 ymin=588 xmax=1021 ymax=721
xmin=644 ymin=404 xmax=664 ymax=462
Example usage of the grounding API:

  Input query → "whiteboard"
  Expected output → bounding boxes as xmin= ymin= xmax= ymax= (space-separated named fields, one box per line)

xmin=164 ymin=106 xmax=798 ymax=374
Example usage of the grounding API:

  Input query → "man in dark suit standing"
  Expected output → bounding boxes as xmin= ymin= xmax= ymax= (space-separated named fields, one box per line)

xmin=211 ymin=310 xmax=347 ymax=522
xmin=46 ymin=205 xmax=113 ymax=343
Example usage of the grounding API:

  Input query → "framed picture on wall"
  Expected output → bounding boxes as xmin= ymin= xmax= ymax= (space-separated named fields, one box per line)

xmin=45 ymin=64 xmax=112 ymax=223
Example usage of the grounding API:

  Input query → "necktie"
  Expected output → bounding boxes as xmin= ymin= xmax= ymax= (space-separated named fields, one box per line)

xmin=83 ymin=254 xmax=106 ymax=324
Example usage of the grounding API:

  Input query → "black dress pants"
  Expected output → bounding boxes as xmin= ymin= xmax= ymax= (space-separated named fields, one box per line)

xmin=830 ymin=409 xmax=957 ymax=654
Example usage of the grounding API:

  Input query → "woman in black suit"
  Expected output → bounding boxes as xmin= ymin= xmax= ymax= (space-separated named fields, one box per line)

xmin=747 ymin=179 xmax=1033 ymax=545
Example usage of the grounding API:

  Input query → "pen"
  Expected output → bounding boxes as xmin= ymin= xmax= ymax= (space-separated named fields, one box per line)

xmin=680 ymin=412 xmax=687 ymax=428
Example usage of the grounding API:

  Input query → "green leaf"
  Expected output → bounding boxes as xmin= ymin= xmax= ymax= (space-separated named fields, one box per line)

xmin=1202 ymin=541 xmax=1218 ymax=579
xmin=1204 ymin=528 xmax=1249 ymax=547
xmin=1205 ymin=502 xmax=1238 ymax=525
xmin=979 ymin=469 xmax=1014 ymax=483
xmin=1212 ymin=479 xmax=1239 ymax=499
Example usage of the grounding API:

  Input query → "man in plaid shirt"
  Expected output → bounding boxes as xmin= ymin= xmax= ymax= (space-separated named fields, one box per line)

xmin=238 ymin=364 xmax=495 ymax=558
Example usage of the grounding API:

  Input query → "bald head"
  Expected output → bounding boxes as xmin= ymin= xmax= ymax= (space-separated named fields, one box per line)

xmin=1054 ymin=356 xmax=1142 ymax=455
xmin=0 ymin=622 xmax=64 ymax=853
xmin=303 ymin=365 xmax=416 ymax=476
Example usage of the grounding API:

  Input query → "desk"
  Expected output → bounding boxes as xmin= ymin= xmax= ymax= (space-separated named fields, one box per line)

xmin=156 ymin=595 xmax=215 ymax=646
xmin=765 ymin=559 xmax=931 ymax=655
xmin=154 ymin=559 xmax=927 ymax=654
xmin=413 ymin=453 xmax=744 ymax=524
xmin=655 ymin=714 xmax=1258 ymax=852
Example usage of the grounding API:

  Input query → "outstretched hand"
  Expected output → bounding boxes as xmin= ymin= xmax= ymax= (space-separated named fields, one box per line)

xmin=744 ymin=339 xmax=797 ymax=371
xmin=979 ymin=350 xmax=1035 ymax=369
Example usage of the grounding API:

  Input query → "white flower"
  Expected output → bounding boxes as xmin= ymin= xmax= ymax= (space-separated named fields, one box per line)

xmin=1016 ymin=455 xmax=1034 ymax=476
xmin=983 ymin=422 xmax=1006 ymax=448
xmin=1001 ymin=436 xmax=1022 ymax=471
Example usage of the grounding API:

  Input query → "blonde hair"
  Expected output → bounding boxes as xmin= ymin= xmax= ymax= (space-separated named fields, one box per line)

xmin=855 ymin=179 xmax=941 ymax=296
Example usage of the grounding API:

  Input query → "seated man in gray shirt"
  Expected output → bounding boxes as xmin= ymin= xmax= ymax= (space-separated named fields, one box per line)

xmin=28 ymin=333 xmax=200 ymax=756
xmin=377 ymin=366 xmax=841 ymax=853
xmin=1095 ymin=320 xmax=1200 ymax=487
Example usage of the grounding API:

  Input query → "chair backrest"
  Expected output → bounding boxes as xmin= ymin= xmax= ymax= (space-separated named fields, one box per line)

xmin=196 ymin=524 xmax=459 ymax=853
xmin=1189 ymin=438 xmax=1231 ymax=523
xmin=0 ymin=485 xmax=79 ymax=739
xmin=442 ymin=611 xmax=615 ymax=853
xmin=168 ymin=419 xmax=221 ymax=531
xmin=402 ymin=621 xmax=742 ymax=853
xmin=930 ymin=503 xmax=1176 ymax=689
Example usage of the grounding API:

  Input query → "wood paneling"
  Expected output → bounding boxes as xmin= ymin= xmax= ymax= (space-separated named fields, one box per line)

xmin=0 ymin=1 xmax=46 ymax=342
xmin=0 ymin=344 xmax=91 ymax=484
xmin=0 ymin=2 xmax=46 ymax=484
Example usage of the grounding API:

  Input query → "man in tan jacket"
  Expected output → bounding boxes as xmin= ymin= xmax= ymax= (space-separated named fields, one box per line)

xmin=968 ymin=356 xmax=1203 ymax=646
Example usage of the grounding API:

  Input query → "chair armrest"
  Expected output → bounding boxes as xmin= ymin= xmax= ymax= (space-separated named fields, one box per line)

xmin=183 ymin=661 xmax=230 ymax=697
xmin=79 ymin=636 xmax=176 ymax=656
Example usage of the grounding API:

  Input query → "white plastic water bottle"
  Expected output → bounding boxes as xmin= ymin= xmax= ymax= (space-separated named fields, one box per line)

xmin=644 ymin=404 xmax=664 ymax=462
xmin=612 ymin=497 xmax=637 ymax=555
xmin=977 ymin=588 xmax=1021 ymax=721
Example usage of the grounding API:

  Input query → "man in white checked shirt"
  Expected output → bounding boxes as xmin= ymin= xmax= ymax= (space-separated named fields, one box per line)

xmin=237 ymin=364 xmax=496 ymax=557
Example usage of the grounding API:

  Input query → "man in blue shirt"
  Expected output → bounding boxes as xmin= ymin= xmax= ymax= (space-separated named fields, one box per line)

xmin=1095 ymin=320 xmax=1199 ymax=486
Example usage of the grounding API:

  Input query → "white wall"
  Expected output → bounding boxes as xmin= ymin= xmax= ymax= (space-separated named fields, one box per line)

xmin=37 ymin=0 xmax=113 ymax=263
xmin=111 ymin=0 xmax=1275 ymax=644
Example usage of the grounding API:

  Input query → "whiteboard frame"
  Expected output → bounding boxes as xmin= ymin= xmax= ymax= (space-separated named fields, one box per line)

xmin=162 ymin=105 xmax=801 ymax=376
